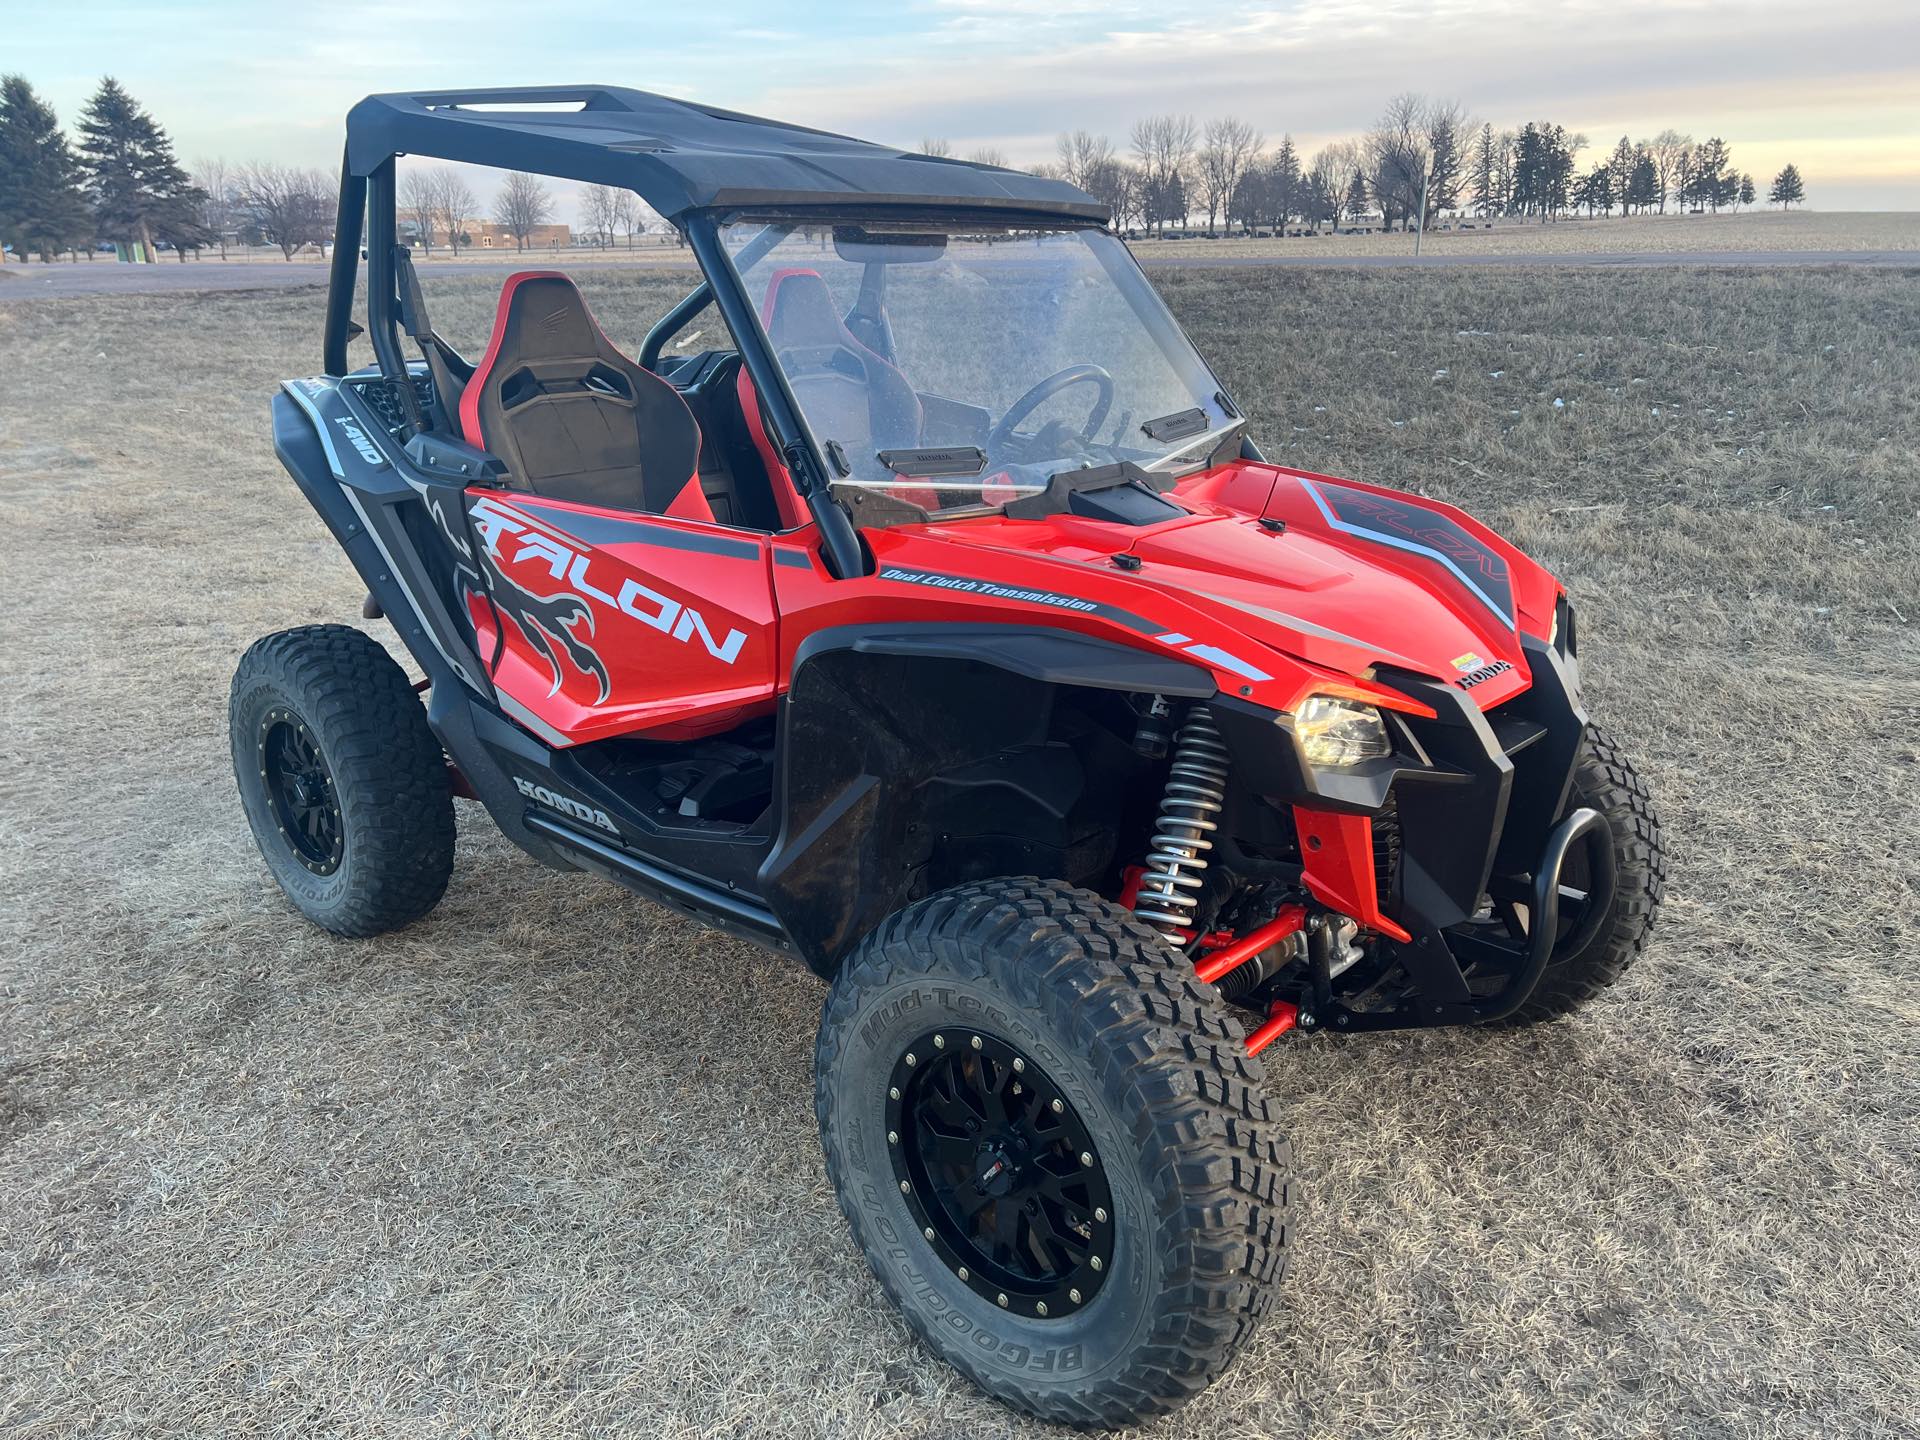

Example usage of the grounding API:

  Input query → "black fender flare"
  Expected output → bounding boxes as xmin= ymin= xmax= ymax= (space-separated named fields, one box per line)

xmin=759 ymin=623 xmax=1215 ymax=974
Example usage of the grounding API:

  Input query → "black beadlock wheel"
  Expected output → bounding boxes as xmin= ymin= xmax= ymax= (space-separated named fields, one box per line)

xmin=815 ymin=878 xmax=1292 ymax=1428
xmin=229 ymin=624 xmax=455 ymax=937
xmin=887 ymin=1029 xmax=1117 ymax=1319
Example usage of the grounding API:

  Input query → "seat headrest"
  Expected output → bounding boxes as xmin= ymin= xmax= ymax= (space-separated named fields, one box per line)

xmin=763 ymin=269 xmax=852 ymax=352
xmin=494 ymin=271 xmax=604 ymax=359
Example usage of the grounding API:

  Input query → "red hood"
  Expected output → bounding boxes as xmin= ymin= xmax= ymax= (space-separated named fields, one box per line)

xmin=914 ymin=462 xmax=1561 ymax=710
xmin=1126 ymin=513 xmax=1530 ymax=695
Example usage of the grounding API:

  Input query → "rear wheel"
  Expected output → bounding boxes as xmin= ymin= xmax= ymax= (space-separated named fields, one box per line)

xmin=229 ymin=624 xmax=454 ymax=936
xmin=815 ymin=878 xmax=1291 ymax=1427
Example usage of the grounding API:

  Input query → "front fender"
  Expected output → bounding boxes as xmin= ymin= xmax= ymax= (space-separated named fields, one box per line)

xmin=759 ymin=624 xmax=1213 ymax=973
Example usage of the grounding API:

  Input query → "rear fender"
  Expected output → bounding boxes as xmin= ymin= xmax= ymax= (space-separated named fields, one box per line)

xmin=273 ymin=380 xmax=492 ymax=696
xmin=274 ymin=380 xmax=568 ymax=870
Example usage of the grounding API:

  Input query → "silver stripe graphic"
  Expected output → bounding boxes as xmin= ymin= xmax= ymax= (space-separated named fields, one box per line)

xmin=281 ymin=379 xmax=344 ymax=478
xmin=1297 ymin=476 xmax=1515 ymax=628
xmin=1189 ymin=588 xmax=1432 ymax=674
xmin=496 ymin=689 xmax=575 ymax=748
xmin=339 ymin=484 xmax=480 ymax=694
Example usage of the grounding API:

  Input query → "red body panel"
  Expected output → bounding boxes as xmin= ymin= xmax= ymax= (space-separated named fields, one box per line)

xmin=465 ymin=491 xmax=778 ymax=744
xmin=1291 ymin=807 xmax=1411 ymax=943
xmin=467 ymin=457 xmax=1563 ymax=749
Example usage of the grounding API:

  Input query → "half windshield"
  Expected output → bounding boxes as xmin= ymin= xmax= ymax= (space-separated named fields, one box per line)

xmin=719 ymin=221 xmax=1239 ymax=518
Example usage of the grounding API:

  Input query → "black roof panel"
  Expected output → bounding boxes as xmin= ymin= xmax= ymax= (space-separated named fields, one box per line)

xmin=346 ymin=86 xmax=1108 ymax=224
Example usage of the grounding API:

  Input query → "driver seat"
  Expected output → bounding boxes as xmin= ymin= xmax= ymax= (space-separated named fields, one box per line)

xmin=735 ymin=268 xmax=922 ymax=528
xmin=460 ymin=271 xmax=712 ymax=521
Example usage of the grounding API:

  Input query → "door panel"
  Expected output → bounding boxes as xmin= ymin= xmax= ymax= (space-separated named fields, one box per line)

xmin=463 ymin=490 xmax=778 ymax=745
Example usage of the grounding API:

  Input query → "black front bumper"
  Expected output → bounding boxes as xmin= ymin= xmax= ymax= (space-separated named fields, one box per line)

xmin=1218 ymin=635 xmax=1611 ymax=1029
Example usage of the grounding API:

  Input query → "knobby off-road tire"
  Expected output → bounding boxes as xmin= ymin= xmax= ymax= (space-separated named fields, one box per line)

xmin=1498 ymin=723 xmax=1666 ymax=1026
xmin=229 ymin=624 xmax=454 ymax=937
xmin=815 ymin=878 xmax=1292 ymax=1427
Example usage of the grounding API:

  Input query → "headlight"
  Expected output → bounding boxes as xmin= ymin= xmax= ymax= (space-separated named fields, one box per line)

xmin=1294 ymin=695 xmax=1392 ymax=767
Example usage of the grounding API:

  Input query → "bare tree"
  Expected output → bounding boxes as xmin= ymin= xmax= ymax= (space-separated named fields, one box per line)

xmin=966 ymin=146 xmax=1009 ymax=168
xmin=1055 ymin=130 xmax=1114 ymax=189
xmin=1316 ymin=140 xmax=1366 ymax=230
xmin=399 ymin=167 xmax=438 ymax=255
xmin=1197 ymin=116 xmax=1262 ymax=236
xmin=1649 ymin=129 xmax=1691 ymax=215
xmin=1080 ymin=157 xmax=1140 ymax=230
xmin=1130 ymin=114 xmax=1198 ymax=233
xmin=192 ymin=157 xmax=235 ymax=259
xmin=1366 ymin=94 xmax=1469 ymax=231
xmin=1365 ymin=93 xmax=1428 ymax=232
xmin=918 ymin=138 xmax=952 ymax=157
xmin=432 ymin=170 xmax=477 ymax=253
xmin=233 ymin=162 xmax=334 ymax=260
xmin=610 ymin=189 xmax=639 ymax=248
xmin=493 ymin=171 xmax=554 ymax=252
xmin=581 ymin=183 xmax=619 ymax=248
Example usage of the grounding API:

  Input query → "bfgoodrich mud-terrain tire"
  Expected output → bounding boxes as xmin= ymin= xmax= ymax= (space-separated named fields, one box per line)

xmin=230 ymin=624 xmax=454 ymax=937
xmin=1498 ymin=724 xmax=1666 ymax=1025
xmin=815 ymin=878 xmax=1291 ymax=1427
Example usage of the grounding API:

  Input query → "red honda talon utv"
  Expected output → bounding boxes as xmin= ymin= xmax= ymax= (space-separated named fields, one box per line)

xmin=233 ymin=87 xmax=1663 ymax=1427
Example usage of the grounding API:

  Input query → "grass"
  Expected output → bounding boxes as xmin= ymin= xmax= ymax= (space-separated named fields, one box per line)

xmin=1 ymin=263 xmax=1917 ymax=1439
xmin=1131 ymin=209 xmax=1920 ymax=259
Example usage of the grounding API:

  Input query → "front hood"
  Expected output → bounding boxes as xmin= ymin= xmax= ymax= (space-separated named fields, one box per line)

xmin=916 ymin=463 xmax=1559 ymax=708
xmin=1127 ymin=511 xmax=1529 ymax=694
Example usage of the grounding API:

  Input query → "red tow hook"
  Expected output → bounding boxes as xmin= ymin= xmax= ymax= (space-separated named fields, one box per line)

xmin=1246 ymin=1001 xmax=1299 ymax=1056
xmin=1194 ymin=905 xmax=1307 ymax=985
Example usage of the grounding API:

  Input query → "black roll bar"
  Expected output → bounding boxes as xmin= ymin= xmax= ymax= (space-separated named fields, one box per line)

xmin=323 ymin=145 xmax=364 ymax=377
xmin=638 ymin=282 xmax=713 ymax=372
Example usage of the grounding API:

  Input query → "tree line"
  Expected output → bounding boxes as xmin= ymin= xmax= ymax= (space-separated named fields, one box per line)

xmin=0 ymin=73 xmax=661 ymax=264
xmin=930 ymin=95 xmax=1809 ymax=235
xmin=0 ymin=74 xmax=339 ymax=263
xmin=2 ymin=74 xmax=1815 ymax=264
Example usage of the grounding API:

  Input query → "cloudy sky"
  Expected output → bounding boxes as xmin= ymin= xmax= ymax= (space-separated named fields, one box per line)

xmin=10 ymin=0 xmax=1917 ymax=210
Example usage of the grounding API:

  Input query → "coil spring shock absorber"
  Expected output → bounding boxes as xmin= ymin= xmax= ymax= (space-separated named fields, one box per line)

xmin=1133 ymin=705 xmax=1229 ymax=937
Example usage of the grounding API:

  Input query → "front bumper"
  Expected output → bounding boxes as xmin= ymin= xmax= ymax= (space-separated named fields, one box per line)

xmin=1216 ymin=636 xmax=1608 ymax=1029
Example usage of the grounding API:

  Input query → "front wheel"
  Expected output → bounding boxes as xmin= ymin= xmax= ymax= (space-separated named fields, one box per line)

xmin=815 ymin=879 xmax=1291 ymax=1427
xmin=1491 ymin=723 xmax=1666 ymax=1025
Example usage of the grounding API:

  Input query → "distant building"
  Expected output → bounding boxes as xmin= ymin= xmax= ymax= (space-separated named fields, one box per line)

xmin=465 ymin=221 xmax=572 ymax=249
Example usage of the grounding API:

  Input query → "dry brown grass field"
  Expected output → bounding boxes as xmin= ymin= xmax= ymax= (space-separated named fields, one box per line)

xmin=3 ymin=208 xmax=1905 ymax=281
xmin=1 ymin=262 xmax=1916 ymax=1439
xmin=1131 ymin=208 xmax=1919 ymax=259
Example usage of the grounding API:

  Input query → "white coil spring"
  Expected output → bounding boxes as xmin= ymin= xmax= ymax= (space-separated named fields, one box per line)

xmin=1134 ymin=707 xmax=1228 ymax=935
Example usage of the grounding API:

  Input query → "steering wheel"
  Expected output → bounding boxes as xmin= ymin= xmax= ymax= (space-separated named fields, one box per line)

xmin=988 ymin=365 xmax=1116 ymax=451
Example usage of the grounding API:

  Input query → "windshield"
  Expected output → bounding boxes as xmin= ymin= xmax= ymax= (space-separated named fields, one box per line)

xmin=720 ymin=221 xmax=1238 ymax=518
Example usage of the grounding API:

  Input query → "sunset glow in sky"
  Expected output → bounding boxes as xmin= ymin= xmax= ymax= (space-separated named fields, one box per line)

xmin=10 ymin=0 xmax=1917 ymax=209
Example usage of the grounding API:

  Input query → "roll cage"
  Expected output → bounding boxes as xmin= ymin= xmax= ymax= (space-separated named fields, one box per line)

xmin=323 ymin=85 xmax=1117 ymax=582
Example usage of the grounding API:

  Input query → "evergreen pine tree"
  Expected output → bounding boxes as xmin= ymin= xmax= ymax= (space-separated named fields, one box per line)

xmin=1512 ymin=123 xmax=1545 ymax=217
xmin=1692 ymin=137 xmax=1732 ymax=213
xmin=1608 ymin=136 xmax=1636 ymax=215
xmin=1469 ymin=123 xmax=1499 ymax=218
xmin=1544 ymin=126 xmax=1576 ymax=219
xmin=0 ymin=76 xmax=91 ymax=262
xmin=1271 ymin=135 xmax=1301 ymax=231
xmin=76 ymin=77 xmax=206 ymax=261
xmin=1769 ymin=164 xmax=1805 ymax=208
xmin=1342 ymin=171 xmax=1368 ymax=227
xmin=1628 ymin=150 xmax=1659 ymax=212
